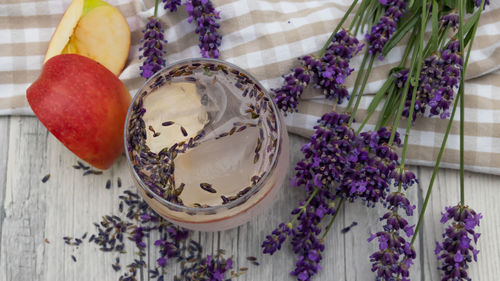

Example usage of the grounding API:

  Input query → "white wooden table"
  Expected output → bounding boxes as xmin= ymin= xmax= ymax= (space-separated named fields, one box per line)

xmin=0 ymin=116 xmax=499 ymax=281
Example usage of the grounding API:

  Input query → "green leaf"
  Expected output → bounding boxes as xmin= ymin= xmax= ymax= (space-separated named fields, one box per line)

xmin=389 ymin=66 xmax=407 ymax=76
xmin=367 ymin=76 xmax=395 ymax=113
xmin=410 ymin=0 xmax=423 ymax=12
xmin=429 ymin=1 xmax=439 ymax=53
xmin=381 ymin=13 xmax=419 ymax=57
xmin=443 ymin=0 xmax=457 ymax=10
xmin=409 ymin=0 xmax=416 ymax=10
xmin=466 ymin=0 xmax=475 ymax=14
xmin=463 ymin=8 xmax=482 ymax=46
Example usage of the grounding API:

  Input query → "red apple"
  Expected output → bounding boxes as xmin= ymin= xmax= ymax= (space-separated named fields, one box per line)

xmin=27 ymin=54 xmax=132 ymax=169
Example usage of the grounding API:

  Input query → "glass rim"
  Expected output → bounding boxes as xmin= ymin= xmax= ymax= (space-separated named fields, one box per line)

xmin=123 ymin=57 xmax=283 ymax=214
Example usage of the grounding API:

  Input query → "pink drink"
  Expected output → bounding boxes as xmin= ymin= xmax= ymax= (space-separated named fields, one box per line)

xmin=124 ymin=59 xmax=289 ymax=231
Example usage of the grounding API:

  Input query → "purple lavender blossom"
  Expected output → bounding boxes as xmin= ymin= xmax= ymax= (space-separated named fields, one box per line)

xmin=368 ymin=191 xmax=416 ymax=281
xmin=396 ymin=40 xmax=463 ymax=121
xmin=262 ymin=222 xmax=292 ymax=255
xmin=440 ymin=13 xmax=459 ymax=29
xmin=195 ymin=254 xmax=233 ymax=280
xmin=474 ymin=0 xmax=490 ymax=8
xmin=273 ymin=63 xmax=316 ymax=114
xmin=315 ymin=30 xmax=363 ymax=102
xmin=289 ymin=188 xmax=337 ymax=281
xmin=273 ymin=31 xmax=362 ymax=114
xmin=263 ymin=112 xmax=407 ymax=280
xmin=338 ymin=127 xmax=402 ymax=205
xmin=366 ymin=0 xmax=406 ymax=56
xmin=154 ymin=238 xmax=177 ymax=267
xmin=391 ymin=166 xmax=417 ymax=189
xmin=294 ymin=112 xmax=401 ymax=205
xmin=184 ymin=0 xmax=222 ymax=58
xmin=132 ymin=226 xmax=148 ymax=248
xmin=293 ymin=112 xmax=355 ymax=191
xmin=163 ymin=0 xmax=181 ymax=12
xmin=435 ymin=205 xmax=482 ymax=281
xmin=140 ymin=18 xmax=167 ymax=79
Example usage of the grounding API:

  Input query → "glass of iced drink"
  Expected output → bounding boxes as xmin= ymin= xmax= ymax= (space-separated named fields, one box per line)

xmin=124 ymin=58 xmax=289 ymax=231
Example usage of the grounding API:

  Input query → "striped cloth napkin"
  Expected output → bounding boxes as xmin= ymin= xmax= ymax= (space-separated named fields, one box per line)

xmin=1 ymin=0 xmax=500 ymax=174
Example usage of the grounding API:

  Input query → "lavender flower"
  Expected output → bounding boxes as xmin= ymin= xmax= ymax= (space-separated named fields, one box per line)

xmin=474 ymin=0 xmax=490 ymax=8
xmin=184 ymin=0 xmax=222 ymax=58
xmin=140 ymin=18 xmax=167 ymax=79
xmin=366 ymin=0 xmax=406 ymax=56
xmin=391 ymin=166 xmax=417 ymax=189
xmin=262 ymin=222 xmax=292 ymax=255
xmin=293 ymin=112 xmax=355 ymax=192
xmin=187 ymin=253 xmax=233 ymax=281
xmin=163 ymin=0 xmax=181 ymax=12
xmin=368 ymin=192 xmax=416 ymax=281
xmin=273 ymin=63 xmax=316 ymax=114
xmin=440 ymin=13 xmax=459 ymax=29
xmin=435 ymin=205 xmax=482 ymax=281
xmin=338 ymin=127 xmax=402 ymax=205
xmin=273 ymin=30 xmax=362 ymax=114
xmin=263 ymin=162 xmax=338 ymax=281
xmin=264 ymin=112 xmax=405 ymax=280
xmin=315 ymin=30 xmax=363 ymax=102
xmin=289 ymin=188 xmax=336 ymax=281
xmin=154 ymin=226 xmax=188 ymax=267
xmin=397 ymin=40 xmax=462 ymax=121
xmin=294 ymin=112 xmax=401 ymax=205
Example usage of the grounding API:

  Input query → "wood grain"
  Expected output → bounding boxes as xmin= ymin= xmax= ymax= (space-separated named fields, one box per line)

xmin=0 ymin=116 xmax=10 ymax=266
xmin=0 ymin=116 xmax=499 ymax=281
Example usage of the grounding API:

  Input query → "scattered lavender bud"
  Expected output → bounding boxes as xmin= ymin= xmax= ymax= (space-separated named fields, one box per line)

xmin=340 ymin=221 xmax=358 ymax=234
xmin=162 ymin=121 xmax=175 ymax=126
xmin=180 ymin=126 xmax=188 ymax=137
xmin=41 ymin=174 xmax=50 ymax=183
xmin=200 ymin=182 xmax=217 ymax=193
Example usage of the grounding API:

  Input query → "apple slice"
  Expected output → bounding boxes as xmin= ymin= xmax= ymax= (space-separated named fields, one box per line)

xmin=44 ymin=0 xmax=130 ymax=76
xmin=27 ymin=54 xmax=132 ymax=170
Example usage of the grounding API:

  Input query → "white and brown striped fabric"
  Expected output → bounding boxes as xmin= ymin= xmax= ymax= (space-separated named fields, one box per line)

xmin=1 ymin=0 xmax=500 ymax=174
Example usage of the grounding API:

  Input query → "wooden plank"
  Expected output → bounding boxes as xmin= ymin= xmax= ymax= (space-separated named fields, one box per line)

xmin=0 ymin=116 xmax=137 ymax=281
xmin=0 ymin=116 xmax=10 ymax=266
xmin=0 ymin=116 xmax=51 ymax=281
xmin=419 ymin=167 xmax=500 ymax=281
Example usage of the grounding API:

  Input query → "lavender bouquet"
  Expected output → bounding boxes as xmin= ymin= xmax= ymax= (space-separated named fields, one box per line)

xmin=262 ymin=0 xmax=487 ymax=280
